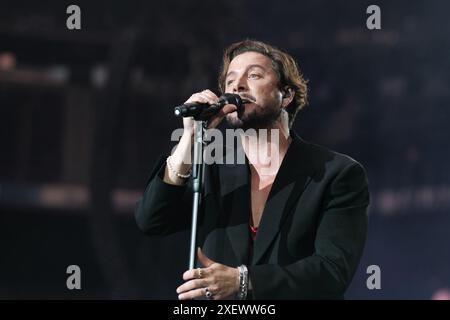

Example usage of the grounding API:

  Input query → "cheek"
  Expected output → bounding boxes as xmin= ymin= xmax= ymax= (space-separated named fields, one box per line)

xmin=271 ymin=90 xmax=283 ymax=103
xmin=260 ymin=89 xmax=282 ymax=107
xmin=252 ymin=83 xmax=281 ymax=100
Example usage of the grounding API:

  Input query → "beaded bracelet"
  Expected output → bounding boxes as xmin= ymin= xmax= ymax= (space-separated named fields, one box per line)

xmin=166 ymin=156 xmax=191 ymax=179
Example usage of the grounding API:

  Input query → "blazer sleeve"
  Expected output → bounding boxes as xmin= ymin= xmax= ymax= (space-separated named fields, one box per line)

xmin=248 ymin=161 xmax=370 ymax=299
xmin=134 ymin=156 xmax=193 ymax=236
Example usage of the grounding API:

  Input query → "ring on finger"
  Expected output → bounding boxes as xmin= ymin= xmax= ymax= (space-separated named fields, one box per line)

xmin=205 ymin=287 xmax=213 ymax=300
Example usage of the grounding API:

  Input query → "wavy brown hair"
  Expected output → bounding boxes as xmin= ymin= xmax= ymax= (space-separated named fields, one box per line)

xmin=218 ymin=40 xmax=308 ymax=128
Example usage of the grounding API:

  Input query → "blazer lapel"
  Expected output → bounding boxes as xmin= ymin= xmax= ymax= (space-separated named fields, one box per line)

xmin=218 ymin=159 xmax=252 ymax=265
xmin=251 ymin=133 xmax=316 ymax=265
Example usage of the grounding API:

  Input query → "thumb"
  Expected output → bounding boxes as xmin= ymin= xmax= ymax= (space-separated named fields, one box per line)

xmin=207 ymin=104 xmax=236 ymax=129
xmin=221 ymin=104 xmax=237 ymax=114
xmin=197 ymin=247 xmax=214 ymax=267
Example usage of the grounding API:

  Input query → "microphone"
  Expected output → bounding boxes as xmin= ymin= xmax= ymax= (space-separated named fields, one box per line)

xmin=174 ymin=93 xmax=242 ymax=120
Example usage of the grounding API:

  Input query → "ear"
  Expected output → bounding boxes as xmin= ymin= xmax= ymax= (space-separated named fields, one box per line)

xmin=281 ymin=86 xmax=294 ymax=108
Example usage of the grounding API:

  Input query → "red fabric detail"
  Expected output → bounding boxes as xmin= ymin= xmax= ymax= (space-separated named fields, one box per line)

xmin=250 ymin=225 xmax=258 ymax=242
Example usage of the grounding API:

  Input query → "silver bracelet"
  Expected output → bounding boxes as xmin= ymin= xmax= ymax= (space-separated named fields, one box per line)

xmin=236 ymin=265 xmax=249 ymax=300
xmin=166 ymin=156 xmax=191 ymax=179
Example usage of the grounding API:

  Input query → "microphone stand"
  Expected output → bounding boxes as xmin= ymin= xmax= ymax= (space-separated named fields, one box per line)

xmin=188 ymin=119 xmax=207 ymax=270
xmin=174 ymin=94 xmax=241 ymax=271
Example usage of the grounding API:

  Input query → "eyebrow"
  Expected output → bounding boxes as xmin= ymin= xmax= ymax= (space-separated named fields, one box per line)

xmin=226 ymin=64 xmax=267 ymax=79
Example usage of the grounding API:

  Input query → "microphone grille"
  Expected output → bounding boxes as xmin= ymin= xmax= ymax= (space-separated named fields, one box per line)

xmin=221 ymin=93 xmax=242 ymax=108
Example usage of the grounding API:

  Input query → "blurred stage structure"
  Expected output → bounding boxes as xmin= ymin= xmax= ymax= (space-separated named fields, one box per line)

xmin=1 ymin=0 xmax=450 ymax=298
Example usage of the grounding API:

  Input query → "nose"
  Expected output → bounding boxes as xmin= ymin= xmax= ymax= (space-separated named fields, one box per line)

xmin=232 ymin=74 xmax=248 ymax=93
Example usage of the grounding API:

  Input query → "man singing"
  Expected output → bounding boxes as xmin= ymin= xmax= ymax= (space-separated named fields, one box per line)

xmin=135 ymin=40 xmax=370 ymax=300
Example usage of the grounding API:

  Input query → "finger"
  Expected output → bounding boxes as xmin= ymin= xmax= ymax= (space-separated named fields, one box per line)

xmin=182 ymin=267 xmax=209 ymax=280
xmin=197 ymin=247 xmax=215 ymax=268
xmin=178 ymin=287 xmax=208 ymax=300
xmin=182 ymin=268 xmax=198 ymax=281
xmin=185 ymin=94 xmax=209 ymax=105
xmin=176 ymin=279 xmax=207 ymax=294
xmin=201 ymin=90 xmax=220 ymax=103
xmin=194 ymin=91 xmax=218 ymax=105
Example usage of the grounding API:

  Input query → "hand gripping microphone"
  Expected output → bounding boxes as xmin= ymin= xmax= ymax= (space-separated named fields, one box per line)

xmin=174 ymin=93 xmax=242 ymax=120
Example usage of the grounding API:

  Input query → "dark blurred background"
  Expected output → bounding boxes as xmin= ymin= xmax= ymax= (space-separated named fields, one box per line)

xmin=1 ymin=0 xmax=450 ymax=299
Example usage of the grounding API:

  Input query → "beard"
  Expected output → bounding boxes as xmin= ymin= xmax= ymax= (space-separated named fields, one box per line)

xmin=225 ymin=101 xmax=281 ymax=130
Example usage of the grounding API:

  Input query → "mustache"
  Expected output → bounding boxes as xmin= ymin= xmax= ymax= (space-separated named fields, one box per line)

xmin=238 ymin=94 xmax=256 ymax=104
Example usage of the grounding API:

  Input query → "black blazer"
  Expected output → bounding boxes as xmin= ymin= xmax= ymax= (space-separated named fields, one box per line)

xmin=135 ymin=132 xmax=370 ymax=299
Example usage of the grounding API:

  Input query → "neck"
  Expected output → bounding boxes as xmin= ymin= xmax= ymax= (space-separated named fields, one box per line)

xmin=240 ymin=111 xmax=291 ymax=177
